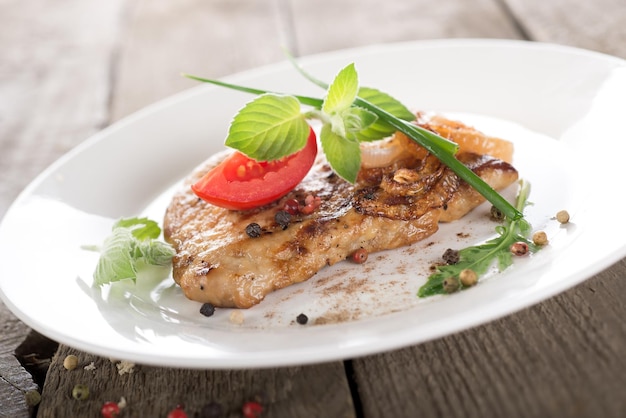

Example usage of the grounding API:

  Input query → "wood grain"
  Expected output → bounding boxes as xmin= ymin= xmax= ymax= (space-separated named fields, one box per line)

xmin=290 ymin=0 xmax=522 ymax=56
xmin=109 ymin=0 xmax=289 ymax=122
xmin=503 ymin=0 xmax=626 ymax=56
xmin=37 ymin=345 xmax=355 ymax=418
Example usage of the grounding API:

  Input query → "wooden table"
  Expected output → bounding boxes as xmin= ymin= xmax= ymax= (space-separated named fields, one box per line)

xmin=2 ymin=0 xmax=626 ymax=416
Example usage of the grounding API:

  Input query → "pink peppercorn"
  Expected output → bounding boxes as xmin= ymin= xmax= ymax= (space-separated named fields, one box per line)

xmin=167 ymin=405 xmax=188 ymax=418
xmin=242 ymin=401 xmax=263 ymax=418
xmin=101 ymin=402 xmax=120 ymax=418
xmin=510 ymin=241 xmax=529 ymax=256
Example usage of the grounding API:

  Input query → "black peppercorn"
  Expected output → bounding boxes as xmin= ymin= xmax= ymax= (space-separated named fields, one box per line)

xmin=442 ymin=248 xmax=460 ymax=264
xmin=274 ymin=210 xmax=291 ymax=229
xmin=245 ymin=223 xmax=262 ymax=238
xmin=200 ymin=303 xmax=215 ymax=317
xmin=296 ymin=313 xmax=308 ymax=325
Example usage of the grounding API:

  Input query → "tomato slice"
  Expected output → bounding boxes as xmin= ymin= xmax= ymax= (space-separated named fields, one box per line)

xmin=192 ymin=128 xmax=317 ymax=210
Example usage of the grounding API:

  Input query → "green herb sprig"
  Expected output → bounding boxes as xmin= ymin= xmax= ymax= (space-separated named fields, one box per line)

xmin=86 ymin=217 xmax=175 ymax=286
xmin=418 ymin=180 xmax=538 ymax=297
xmin=183 ymin=59 xmax=522 ymax=220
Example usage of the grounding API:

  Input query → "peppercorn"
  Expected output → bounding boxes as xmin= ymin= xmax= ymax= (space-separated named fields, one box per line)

xmin=283 ymin=198 xmax=300 ymax=215
xmin=63 ymin=354 xmax=78 ymax=370
xmin=24 ymin=390 xmax=41 ymax=407
xmin=274 ymin=210 xmax=291 ymax=229
xmin=72 ymin=384 xmax=89 ymax=401
xmin=245 ymin=223 xmax=262 ymax=238
xmin=350 ymin=248 xmax=368 ymax=264
xmin=459 ymin=269 xmax=478 ymax=287
xmin=101 ymin=401 xmax=120 ymax=418
xmin=242 ymin=401 xmax=263 ymax=418
xmin=556 ymin=210 xmax=570 ymax=224
xmin=490 ymin=205 xmax=505 ymax=221
xmin=167 ymin=405 xmax=188 ymax=418
xmin=296 ymin=313 xmax=308 ymax=325
xmin=442 ymin=277 xmax=460 ymax=293
xmin=510 ymin=241 xmax=529 ymax=256
xmin=200 ymin=303 xmax=215 ymax=317
xmin=442 ymin=248 xmax=460 ymax=265
xmin=532 ymin=231 xmax=548 ymax=246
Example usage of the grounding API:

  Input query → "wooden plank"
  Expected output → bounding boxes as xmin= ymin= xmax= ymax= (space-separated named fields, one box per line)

xmin=289 ymin=0 xmax=523 ymax=56
xmin=0 ymin=301 xmax=39 ymax=418
xmin=503 ymin=0 xmax=626 ymax=57
xmin=38 ymin=346 xmax=354 ymax=418
xmin=0 ymin=0 xmax=126 ymax=216
xmin=109 ymin=0 xmax=290 ymax=121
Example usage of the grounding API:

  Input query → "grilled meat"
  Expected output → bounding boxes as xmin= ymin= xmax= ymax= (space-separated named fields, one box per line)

xmin=163 ymin=117 xmax=519 ymax=308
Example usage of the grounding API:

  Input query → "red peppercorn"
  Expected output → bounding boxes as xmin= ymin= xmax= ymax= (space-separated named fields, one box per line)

xmin=167 ymin=405 xmax=188 ymax=418
xmin=283 ymin=198 xmax=300 ymax=215
xmin=510 ymin=241 xmax=529 ymax=256
xmin=101 ymin=402 xmax=120 ymax=418
xmin=351 ymin=248 xmax=368 ymax=264
xmin=242 ymin=400 xmax=263 ymax=418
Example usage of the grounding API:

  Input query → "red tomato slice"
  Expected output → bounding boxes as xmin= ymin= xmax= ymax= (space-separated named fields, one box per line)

xmin=192 ymin=128 xmax=317 ymax=210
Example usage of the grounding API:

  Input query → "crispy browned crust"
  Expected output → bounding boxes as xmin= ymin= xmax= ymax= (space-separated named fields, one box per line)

xmin=164 ymin=118 xmax=519 ymax=308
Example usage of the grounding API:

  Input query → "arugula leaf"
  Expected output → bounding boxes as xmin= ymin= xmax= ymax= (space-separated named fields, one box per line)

xmin=418 ymin=181 xmax=538 ymax=297
xmin=90 ymin=217 xmax=175 ymax=286
xmin=225 ymin=93 xmax=310 ymax=161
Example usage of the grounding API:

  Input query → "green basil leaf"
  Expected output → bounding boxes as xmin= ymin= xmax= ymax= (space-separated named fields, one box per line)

xmin=320 ymin=124 xmax=361 ymax=183
xmin=93 ymin=228 xmax=138 ymax=285
xmin=322 ymin=63 xmax=359 ymax=114
xmin=92 ymin=217 xmax=175 ymax=286
xmin=354 ymin=87 xmax=415 ymax=142
xmin=225 ymin=93 xmax=310 ymax=161
xmin=114 ymin=217 xmax=161 ymax=241
xmin=343 ymin=107 xmax=378 ymax=135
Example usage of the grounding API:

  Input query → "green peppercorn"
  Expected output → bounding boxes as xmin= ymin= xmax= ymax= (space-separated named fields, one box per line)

xmin=459 ymin=269 xmax=478 ymax=287
xmin=63 ymin=354 xmax=78 ymax=370
xmin=442 ymin=277 xmax=460 ymax=293
xmin=25 ymin=390 xmax=41 ymax=406
xmin=72 ymin=384 xmax=89 ymax=401
xmin=556 ymin=210 xmax=570 ymax=224
xmin=532 ymin=231 xmax=548 ymax=246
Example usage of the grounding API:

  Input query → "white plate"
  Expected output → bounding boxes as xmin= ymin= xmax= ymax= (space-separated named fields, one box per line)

xmin=2 ymin=39 xmax=626 ymax=369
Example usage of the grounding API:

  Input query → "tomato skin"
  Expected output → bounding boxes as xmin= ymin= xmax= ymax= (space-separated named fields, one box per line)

xmin=192 ymin=128 xmax=317 ymax=210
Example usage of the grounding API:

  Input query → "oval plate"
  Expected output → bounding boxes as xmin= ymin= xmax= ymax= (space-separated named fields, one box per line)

xmin=1 ymin=39 xmax=626 ymax=368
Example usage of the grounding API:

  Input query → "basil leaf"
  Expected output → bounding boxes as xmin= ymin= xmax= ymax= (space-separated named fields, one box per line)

xmin=354 ymin=87 xmax=415 ymax=142
xmin=225 ymin=93 xmax=310 ymax=161
xmin=322 ymin=63 xmax=359 ymax=114
xmin=93 ymin=228 xmax=138 ymax=285
xmin=114 ymin=217 xmax=161 ymax=241
xmin=320 ymin=124 xmax=361 ymax=183
xmin=343 ymin=107 xmax=378 ymax=136
xmin=91 ymin=217 xmax=175 ymax=286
